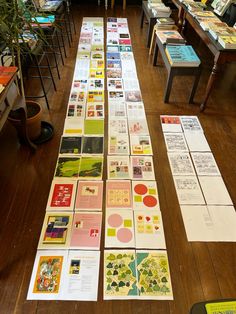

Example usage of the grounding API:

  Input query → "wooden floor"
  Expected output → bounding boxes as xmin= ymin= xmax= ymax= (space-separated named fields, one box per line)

xmin=0 ymin=4 xmax=236 ymax=314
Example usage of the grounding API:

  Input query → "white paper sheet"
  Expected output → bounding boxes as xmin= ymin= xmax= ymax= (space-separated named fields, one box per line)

xmin=173 ymin=176 xmax=205 ymax=205
xmin=180 ymin=205 xmax=236 ymax=241
xmin=168 ymin=152 xmax=195 ymax=175
xmin=164 ymin=133 xmax=188 ymax=152
xmin=184 ymin=131 xmax=211 ymax=152
xmin=198 ymin=176 xmax=233 ymax=205
xmin=61 ymin=250 xmax=100 ymax=301
xmin=191 ymin=152 xmax=220 ymax=176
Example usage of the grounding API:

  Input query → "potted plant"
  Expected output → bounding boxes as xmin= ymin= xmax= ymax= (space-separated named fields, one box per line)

xmin=0 ymin=0 xmax=52 ymax=142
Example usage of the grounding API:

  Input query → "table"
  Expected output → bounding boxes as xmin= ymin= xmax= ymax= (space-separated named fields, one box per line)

xmin=152 ymin=36 xmax=201 ymax=103
xmin=0 ymin=71 xmax=36 ymax=150
xmin=171 ymin=0 xmax=236 ymax=111
xmin=140 ymin=1 xmax=157 ymax=47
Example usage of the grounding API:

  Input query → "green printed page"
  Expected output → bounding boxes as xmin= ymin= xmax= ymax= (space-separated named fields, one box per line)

xmin=78 ymin=156 xmax=103 ymax=180
xmin=84 ymin=119 xmax=104 ymax=135
xmin=104 ymin=250 xmax=138 ymax=299
xmin=136 ymin=250 xmax=173 ymax=300
xmin=205 ymin=301 xmax=236 ymax=314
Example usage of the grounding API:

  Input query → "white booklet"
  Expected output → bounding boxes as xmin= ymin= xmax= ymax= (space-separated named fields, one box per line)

xmin=108 ymin=135 xmax=130 ymax=155
xmin=130 ymin=135 xmax=153 ymax=155
xmin=198 ymin=176 xmax=233 ymax=205
xmin=167 ymin=152 xmax=195 ymax=176
xmin=61 ymin=250 xmax=100 ymax=301
xmin=160 ymin=115 xmax=182 ymax=133
xmin=164 ymin=133 xmax=188 ymax=152
xmin=191 ymin=152 xmax=221 ymax=176
xmin=126 ymin=102 xmax=146 ymax=120
xmin=123 ymin=78 xmax=140 ymax=91
xmin=128 ymin=119 xmax=150 ymax=136
xmin=105 ymin=209 xmax=135 ymax=248
xmin=180 ymin=205 xmax=236 ymax=242
xmin=27 ymin=250 xmax=68 ymax=300
xmin=173 ymin=176 xmax=205 ymax=205
xmin=134 ymin=210 xmax=166 ymax=249
xmin=184 ymin=131 xmax=210 ymax=152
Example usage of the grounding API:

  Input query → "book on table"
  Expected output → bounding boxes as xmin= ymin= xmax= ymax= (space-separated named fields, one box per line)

xmin=156 ymin=17 xmax=175 ymax=26
xmin=156 ymin=30 xmax=186 ymax=45
xmin=165 ymin=45 xmax=201 ymax=67
xmin=218 ymin=35 xmax=236 ymax=49
xmin=0 ymin=66 xmax=18 ymax=86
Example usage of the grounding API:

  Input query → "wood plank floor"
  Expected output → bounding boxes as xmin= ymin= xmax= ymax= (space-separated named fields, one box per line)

xmin=0 ymin=4 xmax=235 ymax=314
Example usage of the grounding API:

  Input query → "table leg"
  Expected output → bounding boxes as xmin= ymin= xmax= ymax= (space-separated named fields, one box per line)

xmin=111 ymin=0 xmax=115 ymax=9
xmin=147 ymin=19 xmax=155 ymax=48
xmin=123 ymin=0 xmax=126 ymax=10
xmin=200 ymin=62 xmax=220 ymax=112
xmin=140 ymin=10 xmax=144 ymax=28
xmin=164 ymin=70 xmax=174 ymax=103
xmin=105 ymin=0 xmax=107 ymax=9
xmin=177 ymin=6 xmax=185 ymax=32
xmin=153 ymin=40 xmax=159 ymax=66
xmin=189 ymin=67 xmax=201 ymax=104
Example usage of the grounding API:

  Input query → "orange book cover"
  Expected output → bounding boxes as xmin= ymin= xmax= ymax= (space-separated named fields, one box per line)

xmin=0 ymin=66 xmax=17 ymax=85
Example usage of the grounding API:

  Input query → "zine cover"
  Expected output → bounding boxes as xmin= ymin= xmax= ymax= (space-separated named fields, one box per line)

xmin=59 ymin=136 xmax=82 ymax=155
xmin=107 ymin=78 xmax=123 ymax=90
xmin=90 ymin=59 xmax=105 ymax=69
xmin=134 ymin=210 xmax=166 ymax=249
xmin=128 ymin=119 xmax=149 ymax=136
xmin=173 ymin=176 xmax=205 ymax=205
xmin=108 ymin=135 xmax=130 ymax=155
xmin=88 ymin=78 xmax=104 ymax=90
xmin=87 ymin=90 xmax=104 ymax=103
xmin=67 ymin=103 xmax=85 ymax=119
xmin=103 ymin=250 xmax=138 ymax=300
xmin=69 ymin=90 xmax=87 ymax=105
xmin=105 ymin=210 xmax=135 ymax=248
xmin=131 ymin=156 xmax=155 ymax=180
xmin=72 ymin=79 xmax=88 ymax=90
xmin=136 ymin=250 xmax=173 ymax=299
xmin=132 ymin=181 xmax=159 ymax=210
xmin=109 ymin=119 xmax=128 ymax=135
xmin=191 ymin=152 xmax=220 ymax=176
xmin=38 ymin=212 xmax=73 ymax=249
xmin=89 ymin=69 xmax=104 ymax=79
xmin=54 ymin=155 xmax=81 ymax=179
xmin=160 ymin=115 xmax=182 ymax=133
xmin=27 ymin=250 xmax=67 ymax=300
xmin=106 ymin=180 xmax=132 ymax=209
xmin=70 ymin=212 xmax=102 ymax=249
xmin=86 ymin=103 xmax=104 ymax=119
xmin=107 ymin=155 xmax=131 ymax=180
xmin=127 ymin=103 xmax=146 ymax=120
xmin=123 ymin=79 xmax=140 ymax=91
xmin=125 ymin=90 xmax=142 ymax=102
xmin=163 ymin=133 xmax=188 ymax=152
xmin=167 ymin=152 xmax=195 ymax=176
xmin=78 ymin=156 xmax=103 ymax=180
xmin=107 ymin=68 xmax=122 ymax=78
xmin=130 ymin=135 xmax=153 ymax=155
xmin=184 ymin=131 xmax=211 ymax=152
xmin=180 ymin=116 xmax=203 ymax=132
xmin=82 ymin=136 xmax=104 ymax=154
xmin=108 ymin=90 xmax=124 ymax=102
xmin=84 ymin=119 xmax=104 ymax=135
xmin=61 ymin=250 xmax=100 ymax=301
xmin=75 ymin=181 xmax=103 ymax=211
xmin=63 ymin=119 xmax=84 ymax=136
xmin=46 ymin=179 xmax=77 ymax=211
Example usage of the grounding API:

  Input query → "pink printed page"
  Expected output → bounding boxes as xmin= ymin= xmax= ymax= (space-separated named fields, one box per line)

xmin=106 ymin=180 xmax=132 ymax=209
xmin=75 ymin=181 xmax=103 ymax=211
xmin=70 ymin=212 xmax=102 ymax=249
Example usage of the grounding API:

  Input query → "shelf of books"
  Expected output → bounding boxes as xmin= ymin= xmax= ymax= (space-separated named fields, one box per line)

xmin=160 ymin=115 xmax=236 ymax=242
xmin=27 ymin=16 xmax=174 ymax=301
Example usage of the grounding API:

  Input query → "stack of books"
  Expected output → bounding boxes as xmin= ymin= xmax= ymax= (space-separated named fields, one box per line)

xmin=165 ymin=45 xmax=201 ymax=67
xmin=152 ymin=4 xmax=172 ymax=17
xmin=218 ymin=35 xmax=236 ymax=49
xmin=208 ymin=22 xmax=236 ymax=40
xmin=156 ymin=17 xmax=175 ymax=29
xmin=156 ymin=30 xmax=186 ymax=45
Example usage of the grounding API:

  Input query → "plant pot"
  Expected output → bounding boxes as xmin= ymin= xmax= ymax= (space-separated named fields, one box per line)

xmin=8 ymin=100 xmax=42 ymax=140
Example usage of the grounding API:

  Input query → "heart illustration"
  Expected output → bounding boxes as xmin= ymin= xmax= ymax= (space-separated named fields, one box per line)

xmin=145 ymin=216 xmax=151 ymax=222
xmin=154 ymin=226 xmax=159 ymax=230
xmin=138 ymin=216 xmax=143 ymax=221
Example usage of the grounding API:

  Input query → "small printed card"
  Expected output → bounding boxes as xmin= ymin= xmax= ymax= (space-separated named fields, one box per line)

xmin=131 ymin=156 xmax=155 ymax=180
xmin=130 ymin=135 xmax=153 ymax=155
xmin=75 ymin=181 xmax=103 ymax=211
xmin=107 ymin=155 xmax=131 ymax=180
xmin=106 ymin=180 xmax=132 ymax=209
xmin=108 ymin=135 xmax=130 ymax=155
xmin=132 ymin=181 xmax=159 ymax=210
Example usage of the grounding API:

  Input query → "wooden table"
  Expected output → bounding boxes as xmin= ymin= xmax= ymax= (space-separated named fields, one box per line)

xmin=0 ymin=72 xmax=36 ymax=150
xmin=140 ymin=1 xmax=157 ymax=47
xmin=171 ymin=0 xmax=236 ymax=111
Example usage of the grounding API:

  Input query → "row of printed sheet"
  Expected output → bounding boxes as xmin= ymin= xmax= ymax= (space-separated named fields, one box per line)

xmin=160 ymin=115 xmax=236 ymax=242
xmin=104 ymin=17 xmax=173 ymax=300
xmin=27 ymin=17 xmax=105 ymax=301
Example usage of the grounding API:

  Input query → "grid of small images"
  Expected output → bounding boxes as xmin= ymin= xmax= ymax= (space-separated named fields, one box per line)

xmin=104 ymin=18 xmax=173 ymax=300
xmin=27 ymin=17 xmax=105 ymax=301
